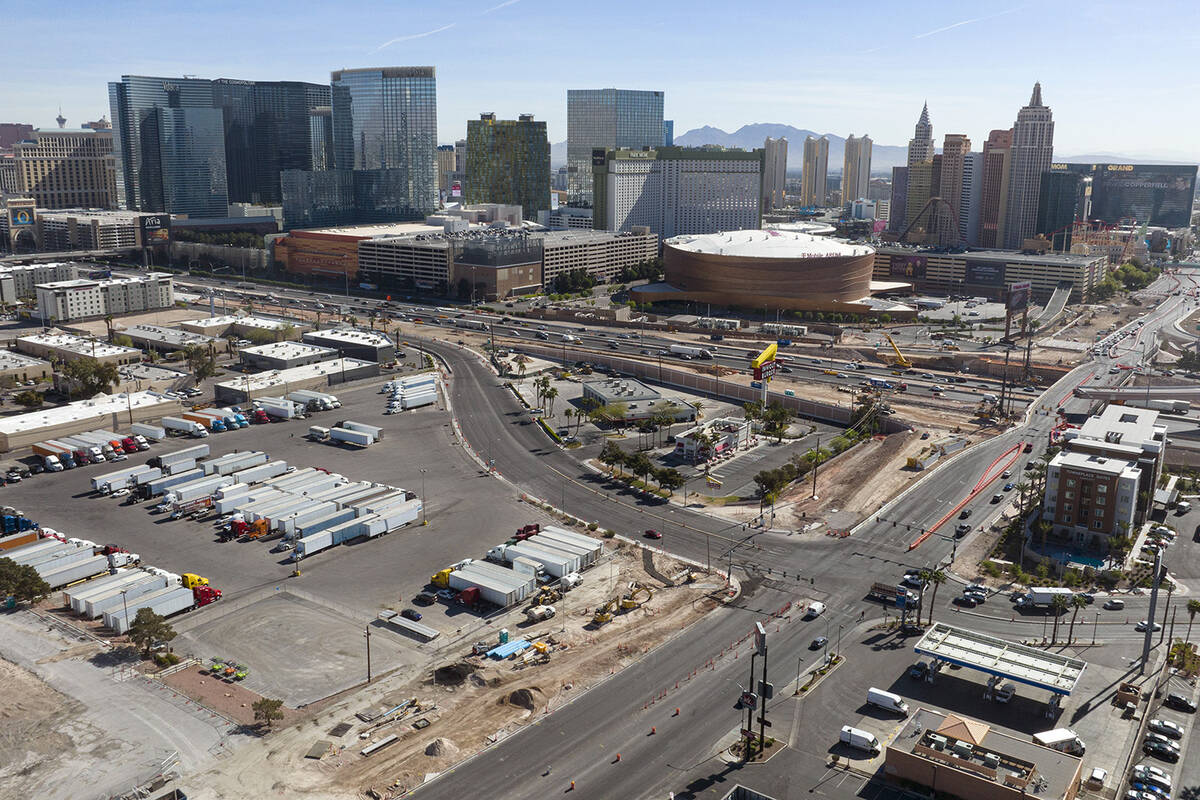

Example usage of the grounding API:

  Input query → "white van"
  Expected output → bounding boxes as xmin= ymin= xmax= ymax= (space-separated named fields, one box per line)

xmin=805 ymin=601 xmax=827 ymax=619
xmin=840 ymin=725 xmax=881 ymax=754
xmin=866 ymin=687 xmax=909 ymax=716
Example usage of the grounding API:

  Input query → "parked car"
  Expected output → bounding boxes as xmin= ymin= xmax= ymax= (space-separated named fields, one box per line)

xmin=400 ymin=608 xmax=423 ymax=621
xmin=1164 ymin=693 xmax=1197 ymax=713
xmin=413 ymin=591 xmax=437 ymax=605
xmin=995 ymin=683 xmax=1016 ymax=703
xmin=1148 ymin=719 xmax=1184 ymax=740
xmin=1143 ymin=738 xmax=1180 ymax=763
xmin=1145 ymin=732 xmax=1180 ymax=752
xmin=954 ymin=595 xmax=979 ymax=607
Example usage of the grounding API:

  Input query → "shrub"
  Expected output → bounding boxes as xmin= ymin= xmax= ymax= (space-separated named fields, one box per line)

xmin=586 ymin=522 xmax=598 ymax=531
xmin=981 ymin=560 xmax=1002 ymax=578
xmin=602 ymin=529 xmax=616 ymax=538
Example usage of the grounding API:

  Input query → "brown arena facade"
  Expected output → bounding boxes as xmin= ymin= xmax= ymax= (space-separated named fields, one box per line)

xmin=632 ymin=229 xmax=906 ymax=315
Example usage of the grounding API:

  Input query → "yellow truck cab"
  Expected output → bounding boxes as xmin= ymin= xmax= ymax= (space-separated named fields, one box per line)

xmin=181 ymin=573 xmax=210 ymax=589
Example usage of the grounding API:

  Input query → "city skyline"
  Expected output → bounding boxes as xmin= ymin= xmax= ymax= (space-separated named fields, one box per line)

xmin=6 ymin=0 xmax=1200 ymax=161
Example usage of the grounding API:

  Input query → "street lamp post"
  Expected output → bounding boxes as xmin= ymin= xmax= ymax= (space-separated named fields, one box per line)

xmin=419 ymin=468 xmax=427 ymax=525
xmin=836 ymin=624 xmax=844 ymax=660
xmin=120 ymin=589 xmax=129 ymax=635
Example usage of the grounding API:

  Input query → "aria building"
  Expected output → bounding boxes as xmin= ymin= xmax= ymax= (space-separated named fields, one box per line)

xmin=566 ymin=88 xmax=664 ymax=206
xmin=464 ymin=113 xmax=550 ymax=218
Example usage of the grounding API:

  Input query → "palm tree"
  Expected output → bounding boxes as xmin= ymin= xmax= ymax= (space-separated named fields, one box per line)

xmin=544 ymin=387 xmax=558 ymax=417
xmin=1036 ymin=520 xmax=1053 ymax=557
xmin=1050 ymin=594 xmax=1069 ymax=644
xmin=1014 ymin=482 xmax=1031 ymax=515
xmin=103 ymin=313 xmax=114 ymax=343
xmin=1187 ymin=599 xmax=1200 ymax=645
xmin=925 ymin=570 xmax=946 ymax=626
xmin=1066 ymin=594 xmax=1087 ymax=643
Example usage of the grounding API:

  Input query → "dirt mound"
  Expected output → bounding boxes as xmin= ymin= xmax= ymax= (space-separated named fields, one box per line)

xmin=433 ymin=662 xmax=476 ymax=686
xmin=424 ymin=737 xmax=460 ymax=757
xmin=469 ymin=669 xmax=503 ymax=688
xmin=500 ymin=686 xmax=543 ymax=710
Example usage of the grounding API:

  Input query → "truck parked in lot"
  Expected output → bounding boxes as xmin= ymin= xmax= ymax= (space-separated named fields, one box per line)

xmin=308 ymin=426 xmax=330 ymax=441
xmin=330 ymin=427 xmax=373 ymax=448
xmin=162 ymin=417 xmax=209 ymax=438
xmin=1032 ymin=728 xmax=1085 ymax=755
xmin=866 ymin=688 xmax=910 ymax=716
xmin=840 ymin=726 xmax=881 ymax=755
xmin=130 ymin=423 xmax=166 ymax=442
xmin=668 ymin=344 xmax=713 ymax=359
xmin=339 ymin=420 xmax=383 ymax=441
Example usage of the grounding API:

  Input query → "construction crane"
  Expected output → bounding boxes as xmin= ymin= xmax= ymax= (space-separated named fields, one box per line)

xmin=882 ymin=333 xmax=912 ymax=369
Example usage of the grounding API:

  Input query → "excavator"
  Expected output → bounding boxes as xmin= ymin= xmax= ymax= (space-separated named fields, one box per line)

xmin=592 ymin=598 xmax=618 ymax=626
xmin=882 ymin=334 xmax=913 ymax=369
xmin=619 ymin=582 xmax=655 ymax=611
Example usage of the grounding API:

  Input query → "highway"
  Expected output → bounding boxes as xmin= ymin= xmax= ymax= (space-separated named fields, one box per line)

xmin=401 ymin=269 xmax=1200 ymax=798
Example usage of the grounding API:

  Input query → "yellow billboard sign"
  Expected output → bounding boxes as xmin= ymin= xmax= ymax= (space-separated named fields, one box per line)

xmin=751 ymin=343 xmax=777 ymax=369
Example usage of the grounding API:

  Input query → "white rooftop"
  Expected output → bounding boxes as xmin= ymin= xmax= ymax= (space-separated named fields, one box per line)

xmin=240 ymin=341 xmax=336 ymax=359
xmin=295 ymin=220 xmax=476 ymax=238
xmin=915 ymin=622 xmax=1085 ymax=695
xmin=17 ymin=332 xmax=140 ymax=359
xmin=214 ymin=358 xmax=375 ymax=392
xmin=0 ymin=392 xmax=178 ymax=435
xmin=765 ymin=221 xmax=838 ymax=236
xmin=1075 ymin=405 xmax=1164 ymax=451
xmin=1050 ymin=450 xmax=1141 ymax=479
xmin=124 ymin=325 xmax=214 ymax=346
xmin=665 ymin=229 xmax=873 ymax=259
xmin=181 ymin=314 xmax=300 ymax=331
xmin=304 ymin=328 xmax=393 ymax=347
xmin=0 ymin=351 xmax=50 ymax=371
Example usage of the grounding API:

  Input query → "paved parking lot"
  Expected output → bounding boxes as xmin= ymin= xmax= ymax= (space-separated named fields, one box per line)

xmin=3 ymin=374 xmax=551 ymax=704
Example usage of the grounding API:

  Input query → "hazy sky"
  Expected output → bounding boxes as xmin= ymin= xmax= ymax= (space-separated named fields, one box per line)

xmin=6 ymin=0 xmax=1199 ymax=160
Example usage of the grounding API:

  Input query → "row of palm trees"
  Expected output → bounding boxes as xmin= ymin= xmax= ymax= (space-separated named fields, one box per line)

xmin=598 ymin=440 xmax=685 ymax=495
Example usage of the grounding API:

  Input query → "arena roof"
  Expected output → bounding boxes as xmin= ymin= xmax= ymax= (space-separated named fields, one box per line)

xmin=766 ymin=221 xmax=838 ymax=236
xmin=665 ymin=229 xmax=873 ymax=259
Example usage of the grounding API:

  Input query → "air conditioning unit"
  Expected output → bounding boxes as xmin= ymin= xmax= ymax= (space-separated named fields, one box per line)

xmin=951 ymin=741 xmax=973 ymax=758
xmin=983 ymin=753 xmax=1000 ymax=769
xmin=927 ymin=734 xmax=948 ymax=750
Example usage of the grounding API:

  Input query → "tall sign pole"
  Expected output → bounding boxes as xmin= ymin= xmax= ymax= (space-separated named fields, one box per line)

xmin=756 ymin=622 xmax=771 ymax=759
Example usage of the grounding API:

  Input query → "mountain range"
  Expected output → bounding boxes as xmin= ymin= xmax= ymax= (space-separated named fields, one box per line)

xmin=547 ymin=124 xmax=1195 ymax=174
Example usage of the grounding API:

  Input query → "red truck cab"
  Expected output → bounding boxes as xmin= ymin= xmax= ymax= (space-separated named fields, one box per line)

xmin=193 ymin=586 xmax=222 ymax=607
xmin=121 ymin=437 xmax=138 ymax=453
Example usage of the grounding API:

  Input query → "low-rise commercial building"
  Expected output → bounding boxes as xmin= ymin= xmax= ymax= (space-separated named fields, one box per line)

xmin=113 ymin=363 xmax=191 ymax=394
xmin=1044 ymin=405 xmax=1166 ymax=549
xmin=35 ymin=272 xmax=174 ymax=323
xmin=674 ymin=418 xmax=752 ymax=461
xmin=0 ymin=390 xmax=182 ymax=452
xmin=120 ymin=324 xmax=222 ymax=354
xmin=178 ymin=314 xmax=305 ymax=340
xmin=239 ymin=341 xmax=338 ymax=371
xmin=0 ymin=204 xmax=171 ymax=252
xmin=872 ymin=246 xmax=1107 ymax=302
xmin=0 ymin=351 xmax=53 ymax=385
xmin=581 ymin=377 xmax=695 ymax=423
xmin=213 ymin=358 xmax=379 ymax=404
xmin=302 ymin=328 xmax=395 ymax=362
xmin=16 ymin=332 xmax=141 ymax=365
xmin=885 ymin=708 xmax=1082 ymax=800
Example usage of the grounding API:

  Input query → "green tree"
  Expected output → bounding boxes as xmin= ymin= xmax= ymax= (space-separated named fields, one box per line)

xmin=924 ymin=570 xmax=946 ymax=626
xmin=1050 ymin=594 xmax=1069 ymax=644
xmin=627 ymin=452 xmax=654 ymax=490
xmin=0 ymin=557 xmax=51 ymax=603
xmin=602 ymin=402 xmax=629 ymax=433
xmin=1066 ymin=594 xmax=1087 ymax=643
xmin=599 ymin=441 xmax=626 ymax=476
xmin=654 ymin=467 xmax=685 ymax=495
xmin=544 ymin=386 xmax=558 ymax=417
xmin=243 ymin=328 xmax=277 ymax=346
xmin=762 ymin=403 xmax=792 ymax=443
xmin=185 ymin=344 xmax=218 ymax=381
xmin=743 ymin=401 xmax=763 ymax=423
xmin=252 ymin=697 xmax=285 ymax=730
xmin=126 ymin=607 xmax=177 ymax=656
xmin=1187 ymin=599 xmax=1200 ymax=645
xmin=59 ymin=357 xmax=120 ymax=397
xmin=113 ymin=334 xmax=134 ymax=348
xmin=13 ymin=390 xmax=42 ymax=408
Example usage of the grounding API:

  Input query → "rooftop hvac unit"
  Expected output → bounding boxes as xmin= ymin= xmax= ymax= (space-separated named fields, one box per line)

xmin=927 ymin=734 xmax=948 ymax=750
xmin=951 ymin=741 xmax=973 ymax=758
xmin=983 ymin=753 xmax=1000 ymax=769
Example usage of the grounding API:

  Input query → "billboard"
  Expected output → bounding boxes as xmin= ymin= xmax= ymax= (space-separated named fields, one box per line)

xmin=139 ymin=214 xmax=171 ymax=245
xmin=7 ymin=206 xmax=34 ymax=227
xmin=1058 ymin=163 xmax=1197 ymax=228
xmin=966 ymin=259 xmax=1005 ymax=286
xmin=1007 ymin=280 xmax=1032 ymax=312
xmin=889 ymin=255 xmax=926 ymax=279
xmin=592 ymin=148 xmax=607 ymax=167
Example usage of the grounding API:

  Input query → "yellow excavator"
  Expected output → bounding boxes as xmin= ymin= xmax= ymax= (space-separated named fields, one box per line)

xmin=592 ymin=598 xmax=618 ymax=625
xmin=533 ymin=586 xmax=561 ymax=606
xmin=883 ymin=334 xmax=912 ymax=369
xmin=620 ymin=582 xmax=655 ymax=611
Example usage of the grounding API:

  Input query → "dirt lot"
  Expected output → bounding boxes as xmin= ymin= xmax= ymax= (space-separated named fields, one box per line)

xmin=183 ymin=541 xmax=721 ymax=799
xmin=0 ymin=656 xmax=77 ymax=790
xmin=163 ymin=665 xmax=297 ymax=729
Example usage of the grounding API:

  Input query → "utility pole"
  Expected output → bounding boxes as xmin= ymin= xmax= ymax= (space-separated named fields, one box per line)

xmin=811 ymin=435 xmax=820 ymax=499
xmin=757 ymin=622 xmax=769 ymax=760
xmin=1141 ymin=551 xmax=1164 ymax=675
xmin=364 ymin=623 xmax=372 ymax=683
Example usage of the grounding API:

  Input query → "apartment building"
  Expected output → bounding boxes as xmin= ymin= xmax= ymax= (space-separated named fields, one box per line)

xmin=34 ymin=273 xmax=174 ymax=322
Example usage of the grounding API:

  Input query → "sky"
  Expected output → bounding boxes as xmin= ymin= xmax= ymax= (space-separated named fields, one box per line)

xmin=6 ymin=0 xmax=1200 ymax=161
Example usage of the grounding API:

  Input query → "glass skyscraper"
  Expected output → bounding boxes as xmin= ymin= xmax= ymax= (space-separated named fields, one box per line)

xmin=465 ymin=113 xmax=550 ymax=218
xmin=566 ymin=88 xmax=664 ymax=206
xmin=109 ymin=74 xmax=330 ymax=216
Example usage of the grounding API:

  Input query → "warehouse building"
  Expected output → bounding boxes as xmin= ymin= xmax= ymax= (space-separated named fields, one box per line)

xmin=178 ymin=314 xmax=305 ymax=340
xmin=112 ymin=363 xmax=191 ymax=394
xmin=302 ymin=328 xmax=395 ymax=362
xmin=0 ymin=391 xmax=182 ymax=452
xmin=120 ymin=324 xmax=223 ymax=354
xmin=16 ymin=332 xmax=141 ymax=365
xmin=0 ymin=351 xmax=52 ymax=385
xmin=872 ymin=247 xmax=1107 ymax=302
xmin=213 ymin=358 xmax=379 ymax=404
xmin=581 ymin=377 xmax=695 ymax=423
xmin=239 ymin=341 xmax=338 ymax=371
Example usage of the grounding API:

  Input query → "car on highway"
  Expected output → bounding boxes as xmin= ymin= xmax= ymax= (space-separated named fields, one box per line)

xmin=810 ymin=636 xmax=828 ymax=650
xmin=1164 ymin=693 xmax=1197 ymax=713
xmin=1148 ymin=719 xmax=1184 ymax=740
xmin=963 ymin=589 xmax=987 ymax=603
xmin=1075 ymin=593 xmax=1094 ymax=604
xmin=1003 ymin=482 xmax=1015 ymax=491
xmin=932 ymin=384 xmax=945 ymax=393
xmin=1104 ymin=598 xmax=1126 ymax=610
xmin=959 ymin=508 xmax=972 ymax=519
xmin=921 ymin=372 xmax=934 ymax=379
xmin=643 ymin=529 xmax=662 ymax=539
xmin=991 ymin=493 xmax=1004 ymax=503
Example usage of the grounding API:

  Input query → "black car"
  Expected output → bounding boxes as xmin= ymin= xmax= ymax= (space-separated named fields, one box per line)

xmin=1165 ymin=692 xmax=1197 ymax=713
xmin=954 ymin=595 xmax=979 ymax=607
xmin=959 ymin=508 xmax=973 ymax=519
xmin=1142 ymin=739 xmax=1180 ymax=762
xmin=413 ymin=591 xmax=437 ymax=605
xmin=810 ymin=636 xmax=828 ymax=650
xmin=955 ymin=523 xmax=971 ymax=538
xmin=400 ymin=608 xmax=423 ymax=621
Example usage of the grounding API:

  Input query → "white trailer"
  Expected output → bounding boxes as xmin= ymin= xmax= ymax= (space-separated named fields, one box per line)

xmin=330 ymin=427 xmax=373 ymax=447
xmin=92 ymin=464 xmax=156 ymax=493
xmin=156 ymin=444 xmax=211 ymax=466
xmin=31 ymin=547 xmax=97 ymax=574
xmin=668 ymin=344 xmax=713 ymax=359
xmin=161 ymin=416 xmax=208 ymax=438
xmin=230 ymin=461 xmax=288 ymax=485
xmin=169 ymin=475 xmax=235 ymax=505
xmin=217 ymin=487 xmax=285 ymax=515
xmin=105 ymin=586 xmax=196 ymax=634
xmin=340 ymin=421 xmax=383 ymax=440
xmin=355 ymin=499 xmax=422 ymax=537
xmin=201 ymin=451 xmax=268 ymax=476
xmin=256 ymin=396 xmax=297 ymax=419
xmin=528 ymin=531 xmax=600 ymax=568
xmin=5 ymin=540 xmax=67 ymax=564
xmin=402 ymin=390 xmax=437 ymax=410
xmin=460 ymin=561 xmax=535 ymax=598
xmin=63 ymin=570 xmax=144 ymax=612
xmin=83 ymin=574 xmax=170 ymax=618
xmin=134 ymin=468 xmax=165 ymax=485
xmin=40 ymin=556 xmax=111 ymax=589
xmin=293 ymin=507 xmax=357 ymax=537
xmin=448 ymin=566 xmax=528 ymax=607
xmin=275 ymin=502 xmax=336 ymax=535
xmin=146 ymin=469 xmax=204 ymax=495
xmin=264 ymin=467 xmax=317 ymax=487
xmin=498 ymin=542 xmax=578 ymax=578
xmin=130 ymin=423 xmax=166 ymax=441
